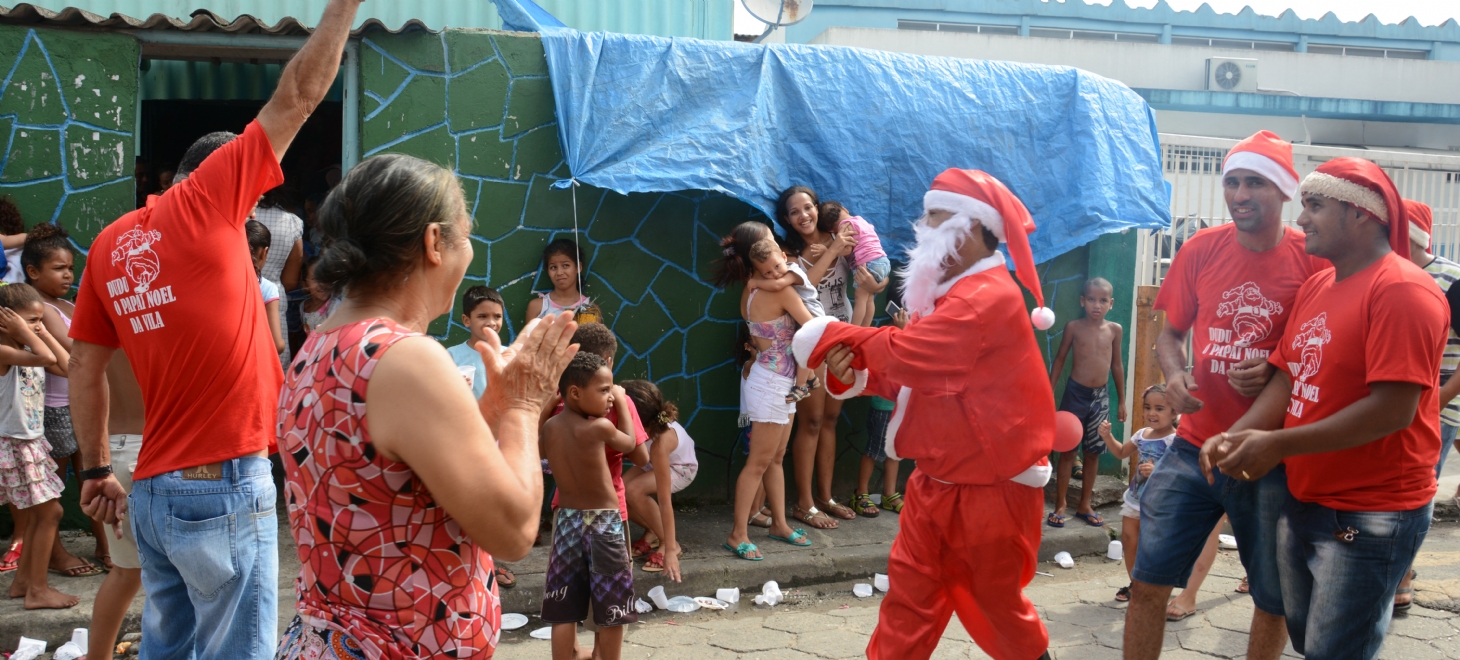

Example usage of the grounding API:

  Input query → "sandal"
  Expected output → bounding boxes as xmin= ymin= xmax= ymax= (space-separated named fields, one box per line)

xmin=853 ymin=493 xmax=880 ymax=518
xmin=1072 ymin=464 xmax=1084 ymax=480
xmin=1046 ymin=512 xmax=1066 ymax=528
xmin=749 ymin=507 xmax=774 ymax=528
xmin=879 ymin=492 xmax=904 ymax=514
xmin=1236 ymin=576 xmax=1249 ymax=594
xmin=769 ymin=528 xmax=812 ymax=547
xmin=0 ymin=541 xmax=20 ymax=573
xmin=495 ymin=565 xmax=516 ymax=589
xmin=1395 ymin=569 xmax=1417 ymax=615
xmin=786 ymin=384 xmax=812 ymax=404
xmin=817 ymin=498 xmax=856 ymax=521
xmin=1073 ymin=512 xmax=1105 ymax=527
xmin=793 ymin=505 xmax=839 ymax=530
xmin=49 ymin=561 xmax=105 ymax=578
xmin=642 ymin=551 xmax=666 ymax=573
xmin=632 ymin=538 xmax=654 ymax=559
xmin=1116 ymin=585 xmax=1131 ymax=602
xmin=1166 ymin=603 xmax=1196 ymax=621
xmin=95 ymin=553 xmax=114 ymax=571
xmin=807 ymin=374 xmax=821 ymax=391
xmin=723 ymin=541 xmax=763 ymax=561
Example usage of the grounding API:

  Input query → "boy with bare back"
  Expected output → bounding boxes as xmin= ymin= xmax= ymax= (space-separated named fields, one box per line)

xmin=1048 ymin=277 xmax=1126 ymax=528
xmin=541 ymin=352 xmax=639 ymax=660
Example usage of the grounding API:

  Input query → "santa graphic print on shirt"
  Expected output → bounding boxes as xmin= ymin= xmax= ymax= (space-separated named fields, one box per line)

xmin=1285 ymin=313 xmax=1331 ymax=418
xmin=111 ymin=226 xmax=163 ymax=293
xmin=1216 ymin=281 xmax=1283 ymax=348
xmin=105 ymin=225 xmax=175 ymax=335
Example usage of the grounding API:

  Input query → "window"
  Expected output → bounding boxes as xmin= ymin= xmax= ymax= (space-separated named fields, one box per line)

xmin=1306 ymin=44 xmax=1430 ymax=59
xmin=1029 ymin=28 xmax=1072 ymax=39
xmin=897 ymin=20 xmax=1019 ymax=35
xmin=1073 ymin=30 xmax=1117 ymax=41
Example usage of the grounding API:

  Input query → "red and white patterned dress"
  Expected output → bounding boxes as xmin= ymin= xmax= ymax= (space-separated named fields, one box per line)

xmin=276 ymin=318 xmax=500 ymax=659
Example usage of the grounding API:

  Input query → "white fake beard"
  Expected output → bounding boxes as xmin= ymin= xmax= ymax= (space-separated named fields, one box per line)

xmin=897 ymin=214 xmax=974 ymax=317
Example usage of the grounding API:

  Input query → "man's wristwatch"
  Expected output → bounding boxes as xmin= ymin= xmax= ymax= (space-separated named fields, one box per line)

xmin=78 ymin=465 xmax=114 ymax=481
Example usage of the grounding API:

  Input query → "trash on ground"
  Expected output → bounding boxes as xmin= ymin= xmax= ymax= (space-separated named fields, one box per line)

xmin=1054 ymin=551 xmax=1075 ymax=569
xmin=529 ymin=626 xmax=553 ymax=640
xmin=754 ymin=580 xmax=784 ymax=607
xmin=1107 ymin=540 xmax=1124 ymax=560
xmin=500 ymin=613 xmax=529 ymax=631
xmin=853 ymin=583 xmax=874 ymax=598
xmin=635 ymin=598 xmax=653 ymax=614
xmin=647 ymin=585 xmax=671 ymax=609
xmin=716 ymin=587 xmax=741 ymax=603
xmin=1035 ymin=571 xmax=1055 ymax=577
xmin=52 ymin=628 xmax=89 ymax=660
xmin=665 ymin=596 xmax=701 ymax=613
xmin=1219 ymin=534 xmax=1238 ymax=550
xmin=10 ymin=637 xmax=47 ymax=660
xmin=694 ymin=597 xmax=729 ymax=610
xmin=874 ymin=573 xmax=889 ymax=592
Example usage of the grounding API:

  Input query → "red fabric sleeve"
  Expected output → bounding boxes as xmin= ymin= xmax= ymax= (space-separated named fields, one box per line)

xmin=624 ymin=398 xmax=649 ymax=444
xmin=811 ymin=298 xmax=983 ymax=397
xmin=189 ymin=121 xmax=284 ymax=227
xmin=67 ymin=269 xmax=120 ymax=348
xmin=1152 ymin=238 xmax=1201 ymax=333
xmin=1366 ymin=280 xmax=1447 ymax=387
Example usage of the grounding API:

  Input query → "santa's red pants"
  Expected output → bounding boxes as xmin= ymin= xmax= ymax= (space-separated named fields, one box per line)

xmin=868 ymin=472 xmax=1048 ymax=660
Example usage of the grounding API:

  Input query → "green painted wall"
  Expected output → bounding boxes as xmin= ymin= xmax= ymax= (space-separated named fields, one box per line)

xmin=358 ymin=27 xmax=1121 ymax=498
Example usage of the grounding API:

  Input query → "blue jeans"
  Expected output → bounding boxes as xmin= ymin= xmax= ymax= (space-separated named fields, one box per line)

xmin=1278 ymin=494 xmax=1431 ymax=659
xmin=130 ymin=457 xmax=279 ymax=659
xmin=1438 ymin=423 xmax=1457 ymax=478
xmin=1133 ymin=438 xmax=1287 ymax=616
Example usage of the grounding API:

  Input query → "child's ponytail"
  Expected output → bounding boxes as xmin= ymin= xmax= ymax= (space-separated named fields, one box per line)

xmin=622 ymin=380 xmax=677 ymax=438
xmin=710 ymin=221 xmax=774 ymax=288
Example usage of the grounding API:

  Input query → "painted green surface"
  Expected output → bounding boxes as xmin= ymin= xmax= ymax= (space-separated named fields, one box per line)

xmin=0 ymin=24 xmax=137 ymax=251
xmin=363 ymin=28 xmax=1114 ymax=499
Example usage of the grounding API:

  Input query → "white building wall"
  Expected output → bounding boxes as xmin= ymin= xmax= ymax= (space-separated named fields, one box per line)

xmin=1154 ymin=111 xmax=1460 ymax=152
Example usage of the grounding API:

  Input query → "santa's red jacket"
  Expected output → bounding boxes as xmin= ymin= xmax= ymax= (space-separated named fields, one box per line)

xmin=792 ymin=255 xmax=1055 ymax=483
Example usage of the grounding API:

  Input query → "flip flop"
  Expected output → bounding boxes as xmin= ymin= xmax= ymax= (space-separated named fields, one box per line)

xmin=1046 ymin=512 xmax=1066 ymax=528
xmin=631 ymin=538 xmax=654 ymax=559
xmin=0 ymin=541 xmax=20 ymax=573
xmin=642 ymin=551 xmax=666 ymax=573
xmin=495 ymin=565 xmax=516 ymax=589
xmin=1395 ymin=569 xmax=1417 ymax=614
xmin=1235 ymin=576 xmax=1249 ymax=594
xmin=724 ymin=541 xmax=763 ymax=561
xmin=793 ymin=505 xmax=839 ymax=530
xmin=1074 ymin=512 xmax=1105 ymax=527
xmin=1166 ymin=604 xmax=1196 ymax=621
xmin=50 ymin=561 xmax=105 ymax=578
xmin=817 ymin=498 xmax=857 ymax=521
xmin=769 ymin=528 xmax=812 ymax=547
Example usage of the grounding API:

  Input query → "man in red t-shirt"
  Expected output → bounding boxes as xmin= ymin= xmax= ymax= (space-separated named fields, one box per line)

xmin=66 ymin=1 xmax=362 ymax=657
xmin=1127 ymin=131 xmax=1325 ymax=660
xmin=1207 ymin=158 xmax=1446 ymax=658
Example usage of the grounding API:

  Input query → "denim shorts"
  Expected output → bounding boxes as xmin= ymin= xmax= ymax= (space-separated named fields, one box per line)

xmin=864 ymin=407 xmax=891 ymax=462
xmin=1133 ymin=438 xmax=1286 ymax=616
xmin=1438 ymin=423 xmax=1457 ymax=478
xmin=1278 ymin=494 xmax=1431 ymax=658
xmin=861 ymin=256 xmax=891 ymax=284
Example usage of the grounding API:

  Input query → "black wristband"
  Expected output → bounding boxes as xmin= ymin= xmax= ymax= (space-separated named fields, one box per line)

xmin=78 ymin=465 xmax=114 ymax=481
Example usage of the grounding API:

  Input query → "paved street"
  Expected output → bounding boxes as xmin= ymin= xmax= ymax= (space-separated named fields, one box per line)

xmin=493 ymin=522 xmax=1460 ymax=659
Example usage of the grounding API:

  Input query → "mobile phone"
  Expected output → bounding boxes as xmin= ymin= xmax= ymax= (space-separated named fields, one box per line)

xmin=885 ymin=300 xmax=902 ymax=316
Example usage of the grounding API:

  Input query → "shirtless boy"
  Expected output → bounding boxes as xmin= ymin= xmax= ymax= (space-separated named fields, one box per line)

xmin=541 ymin=352 xmax=639 ymax=660
xmin=1048 ymin=277 xmax=1127 ymax=528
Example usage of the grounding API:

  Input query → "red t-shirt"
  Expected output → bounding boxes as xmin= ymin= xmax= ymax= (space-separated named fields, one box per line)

xmin=70 ymin=121 xmax=285 ymax=480
xmin=550 ymin=400 xmax=649 ymax=520
xmin=1269 ymin=253 xmax=1447 ymax=511
xmin=1154 ymin=224 xmax=1327 ymax=448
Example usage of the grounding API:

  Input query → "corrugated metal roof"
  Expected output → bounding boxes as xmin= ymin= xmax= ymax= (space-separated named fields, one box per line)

xmin=0 ymin=0 xmax=734 ymax=39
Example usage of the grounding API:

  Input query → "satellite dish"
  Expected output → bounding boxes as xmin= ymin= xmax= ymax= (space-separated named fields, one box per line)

xmin=742 ymin=0 xmax=813 ymax=43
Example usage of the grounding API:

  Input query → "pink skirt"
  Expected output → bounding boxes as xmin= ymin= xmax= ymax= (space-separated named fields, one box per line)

xmin=0 ymin=436 xmax=64 ymax=508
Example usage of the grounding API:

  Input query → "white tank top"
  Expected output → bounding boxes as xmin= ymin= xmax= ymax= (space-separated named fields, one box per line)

xmin=536 ymin=292 xmax=591 ymax=318
xmin=645 ymin=421 xmax=698 ymax=470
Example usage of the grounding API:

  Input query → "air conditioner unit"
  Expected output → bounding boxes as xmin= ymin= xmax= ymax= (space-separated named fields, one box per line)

xmin=1206 ymin=57 xmax=1258 ymax=93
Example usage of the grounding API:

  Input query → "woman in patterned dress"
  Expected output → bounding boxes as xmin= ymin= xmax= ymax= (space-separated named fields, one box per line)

xmin=274 ymin=154 xmax=579 ymax=659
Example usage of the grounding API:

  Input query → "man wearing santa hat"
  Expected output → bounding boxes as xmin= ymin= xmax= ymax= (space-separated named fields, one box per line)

xmin=1127 ymin=131 xmax=1326 ymax=660
xmin=793 ymin=168 xmax=1055 ymax=660
xmin=1207 ymin=158 xmax=1447 ymax=658
xmin=1395 ymin=199 xmax=1460 ymax=613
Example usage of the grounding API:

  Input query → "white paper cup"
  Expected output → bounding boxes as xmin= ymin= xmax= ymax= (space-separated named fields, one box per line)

xmin=874 ymin=573 xmax=889 ymax=592
xmin=716 ymin=587 xmax=741 ymax=603
xmin=1107 ymin=540 xmax=1124 ymax=560
xmin=853 ymin=583 xmax=874 ymax=598
xmin=1054 ymin=551 xmax=1075 ymax=569
xmin=647 ymin=585 xmax=671 ymax=609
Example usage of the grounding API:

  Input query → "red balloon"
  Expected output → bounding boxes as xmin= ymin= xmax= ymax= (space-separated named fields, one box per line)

xmin=1053 ymin=411 xmax=1084 ymax=453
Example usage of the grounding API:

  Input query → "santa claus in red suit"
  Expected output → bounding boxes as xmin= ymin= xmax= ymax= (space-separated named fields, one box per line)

xmin=793 ymin=169 xmax=1057 ymax=660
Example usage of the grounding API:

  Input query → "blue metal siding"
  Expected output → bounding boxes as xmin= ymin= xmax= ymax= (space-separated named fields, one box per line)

xmin=17 ymin=0 xmax=735 ymax=39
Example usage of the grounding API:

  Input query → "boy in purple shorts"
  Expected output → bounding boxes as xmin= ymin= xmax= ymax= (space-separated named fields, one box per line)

xmin=541 ymin=352 xmax=639 ymax=660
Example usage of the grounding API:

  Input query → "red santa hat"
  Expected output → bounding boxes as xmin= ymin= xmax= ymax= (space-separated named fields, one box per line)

xmin=1223 ymin=130 xmax=1299 ymax=200
xmin=1299 ymin=157 xmax=1408 ymax=258
xmin=923 ymin=169 xmax=1055 ymax=330
xmin=1405 ymin=199 xmax=1433 ymax=251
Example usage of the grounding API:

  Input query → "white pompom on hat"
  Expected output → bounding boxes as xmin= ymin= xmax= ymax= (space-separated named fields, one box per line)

xmin=923 ymin=169 xmax=1054 ymax=330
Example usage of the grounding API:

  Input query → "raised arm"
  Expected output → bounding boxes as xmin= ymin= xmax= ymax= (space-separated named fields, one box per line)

xmin=33 ymin=321 xmax=68 ymax=378
xmin=1098 ymin=420 xmax=1135 ymax=459
xmin=255 ymin=0 xmax=362 ymax=161
xmin=593 ymin=417 xmax=638 ymax=455
xmin=0 ymin=307 xmax=55 ymax=368
xmin=748 ymin=272 xmax=794 ymax=293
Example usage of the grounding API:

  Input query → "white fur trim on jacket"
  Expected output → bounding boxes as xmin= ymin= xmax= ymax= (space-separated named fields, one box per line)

xmin=1011 ymin=459 xmax=1053 ymax=488
xmin=1411 ymin=222 xmax=1431 ymax=249
xmin=1223 ymin=151 xmax=1299 ymax=200
xmin=884 ymin=386 xmax=912 ymax=461
xmin=792 ymin=315 xmax=837 ymax=369
xmin=1300 ymin=171 xmax=1389 ymax=223
xmin=828 ymin=369 xmax=868 ymax=400
xmin=924 ymin=189 xmax=1004 ymax=240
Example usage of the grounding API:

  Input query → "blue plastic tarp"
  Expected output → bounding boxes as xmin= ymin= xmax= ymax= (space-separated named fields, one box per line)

xmin=498 ymin=2 xmax=1170 ymax=262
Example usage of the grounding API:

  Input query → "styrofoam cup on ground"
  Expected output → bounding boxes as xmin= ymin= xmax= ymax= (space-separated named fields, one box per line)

xmin=874 ymin=573 xmax=889 ymax=592
xmin=635 ymin=598 xmax=653 ymax=613
xmin=853 ymin=583 xmax=874 ymax=598
xmin=666 ymin=596 xmax=701 ymax=613
xmin=1054 ymin=551 xmax=1075 ymax=569
xmin=529 ymin=626 xmax=553 ymax=640
xmin=1219 ymin=534 xmax=1238 ymax=550
xmin=1107 ymin=540 xmax=1124 ymax=560
xmin=500 ymin=613 xmax=529 ymax=631
xmin=753 ymin=580 xmax=783 ymax=606
xmin=716 ymin=587 xmax=740 ymax=603
xmin=647 ymin=585 xmax=671 ymax=609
